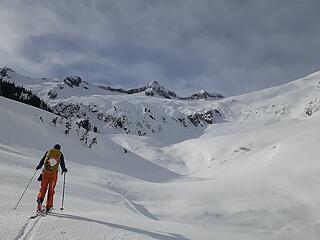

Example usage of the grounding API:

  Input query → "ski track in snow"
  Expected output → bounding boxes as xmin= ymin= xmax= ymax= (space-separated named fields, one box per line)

xmin=14 ymin=215 xmax=44 ymax=240
xmin=105 ymin=181 xmax=159 ymax=221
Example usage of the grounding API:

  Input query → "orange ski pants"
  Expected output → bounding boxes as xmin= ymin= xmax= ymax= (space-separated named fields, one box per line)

xmin=37 ymin=171 xmax=58 ymax=208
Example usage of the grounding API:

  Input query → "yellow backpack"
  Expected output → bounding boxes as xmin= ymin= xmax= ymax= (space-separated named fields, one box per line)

xmin=44 ymin=148 xmax=61 ymax=172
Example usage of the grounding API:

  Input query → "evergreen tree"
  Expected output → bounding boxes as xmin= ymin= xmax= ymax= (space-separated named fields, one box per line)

xmin=52 ymin=117 xmax=58 ymax=126
xmin=0 ymin=78 xmax=52 ymax=112
xmin=89 ymin=137 xmax=97 ymax=148
xmin=65 ymin=121 xmax=72 ymax=135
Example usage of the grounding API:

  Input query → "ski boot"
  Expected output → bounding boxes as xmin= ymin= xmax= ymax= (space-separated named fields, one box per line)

xmin=46 ymin=206 xmax=53 ymax=213
xmin=36 ymin=199 xmax=43 ymax=212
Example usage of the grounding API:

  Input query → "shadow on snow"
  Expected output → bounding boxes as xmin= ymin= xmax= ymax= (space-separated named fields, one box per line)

xmin=49 ymin=212 xmax=190 ymax=240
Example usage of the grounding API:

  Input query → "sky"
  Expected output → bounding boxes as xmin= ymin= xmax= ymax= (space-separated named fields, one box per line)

xmin=0 ymin=0 xmax=320 ymax=97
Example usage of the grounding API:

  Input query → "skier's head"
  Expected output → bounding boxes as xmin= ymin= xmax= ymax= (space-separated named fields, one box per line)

xmin=53 ymin=144 xmax=61 ymax=150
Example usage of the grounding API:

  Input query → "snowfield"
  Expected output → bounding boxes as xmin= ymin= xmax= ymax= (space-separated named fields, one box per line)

xmin=1 ymin=69 xmax=320 ymax=239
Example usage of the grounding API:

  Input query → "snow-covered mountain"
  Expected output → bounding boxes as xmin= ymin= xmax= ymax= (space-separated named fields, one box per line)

xmin=1 ymin=66 xmax=320 ymax=137
xmin=185 ymin=89 xmax=223 ymax=100
xmin=2 ymin=67 xmax=320 ymax=239
xmin=98 ymin=79 xmax=223 ymax=101
xmin=100 ymin=80 xmax=181 ymax=99
xmin=0 ymin=66 xmax=223 ymax=101
xmin=0 ymin=66 xmax=224 ymax=137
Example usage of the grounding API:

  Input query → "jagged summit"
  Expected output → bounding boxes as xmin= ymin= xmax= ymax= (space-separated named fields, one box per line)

xmin=0 ymin=66 xmax=14 ymax=72
xmin=97 ymin=80 xmax=179 ymax=99
xmin=147 ymin=80 xmax=161 ymax=89
xmin=144 ymin=80 xmax=179 ymax=99
xmin=97 ymin=80 xmax=223 ymax=100
xmin=0 ymin=66 xmax=15 ymax=77
xmin=63 ymin=76 xmax=84 ymax=88
xmin=143 ymin=81 xmax=224 ymax=100
xmin=186 ymin=89 xmax=224 ymax=100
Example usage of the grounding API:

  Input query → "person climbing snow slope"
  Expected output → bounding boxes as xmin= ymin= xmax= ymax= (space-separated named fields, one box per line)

xmin=35 ymin=144 xmax=67 ymax=212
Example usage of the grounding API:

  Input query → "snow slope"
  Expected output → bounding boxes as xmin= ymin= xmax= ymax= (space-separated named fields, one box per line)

xmin=0 ymin=97 xmax=203 ymax=239
xmin=2 ymin=69 xmax=320 ymax=239
xmin=0 ymin=97 xmax=243 ymax=240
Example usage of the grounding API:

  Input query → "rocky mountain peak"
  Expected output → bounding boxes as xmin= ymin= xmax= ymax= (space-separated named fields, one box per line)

xmin=144 ymin=81 xmax=178 ymax=99
xmin=0 ymin=66 xmax=15 ymax=78
xmin=147 ymin=80 xmax=162 ymax=90
xmin=187 ymin=90 xmax=224 ymax=100
xmin=63 ymin=76 xmax=82 ymax=87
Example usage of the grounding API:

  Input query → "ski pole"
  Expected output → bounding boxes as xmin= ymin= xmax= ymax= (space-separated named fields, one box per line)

xmin=14 ymin=169 xmax=38 ymax=210
xmin=60 ymin=172 xmax=66 ymax=210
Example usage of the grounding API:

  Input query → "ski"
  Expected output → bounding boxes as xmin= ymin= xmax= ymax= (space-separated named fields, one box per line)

xmin=30 ymin=209 xmax=45 ymax=219
xmin=41 ymin=208 xmax=53 ymax=217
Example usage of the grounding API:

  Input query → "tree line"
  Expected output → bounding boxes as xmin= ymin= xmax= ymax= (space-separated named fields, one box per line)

xmin=0 ymin=78 xmax=52 ymax=112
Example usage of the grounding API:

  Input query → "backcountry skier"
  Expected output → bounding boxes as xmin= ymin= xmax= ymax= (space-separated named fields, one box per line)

xmin=35 ymin=144 xmax=67 ymax=212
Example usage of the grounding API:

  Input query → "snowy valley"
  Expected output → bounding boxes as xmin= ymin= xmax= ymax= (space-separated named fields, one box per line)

xmin=1 ymin=67 xmax=320 ymax=239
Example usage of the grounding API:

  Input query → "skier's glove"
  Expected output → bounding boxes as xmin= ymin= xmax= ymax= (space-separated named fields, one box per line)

xmin=37 ymin=174 xmax=42 ymax=182
xmin=36 ymin=165 xmax=42 ymax=170
xmin=62 ymin=168 xmax=68 ymax=174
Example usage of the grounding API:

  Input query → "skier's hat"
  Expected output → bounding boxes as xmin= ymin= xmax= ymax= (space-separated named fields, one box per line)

xmin=53 ymin=144 xmax=61 ymax=150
